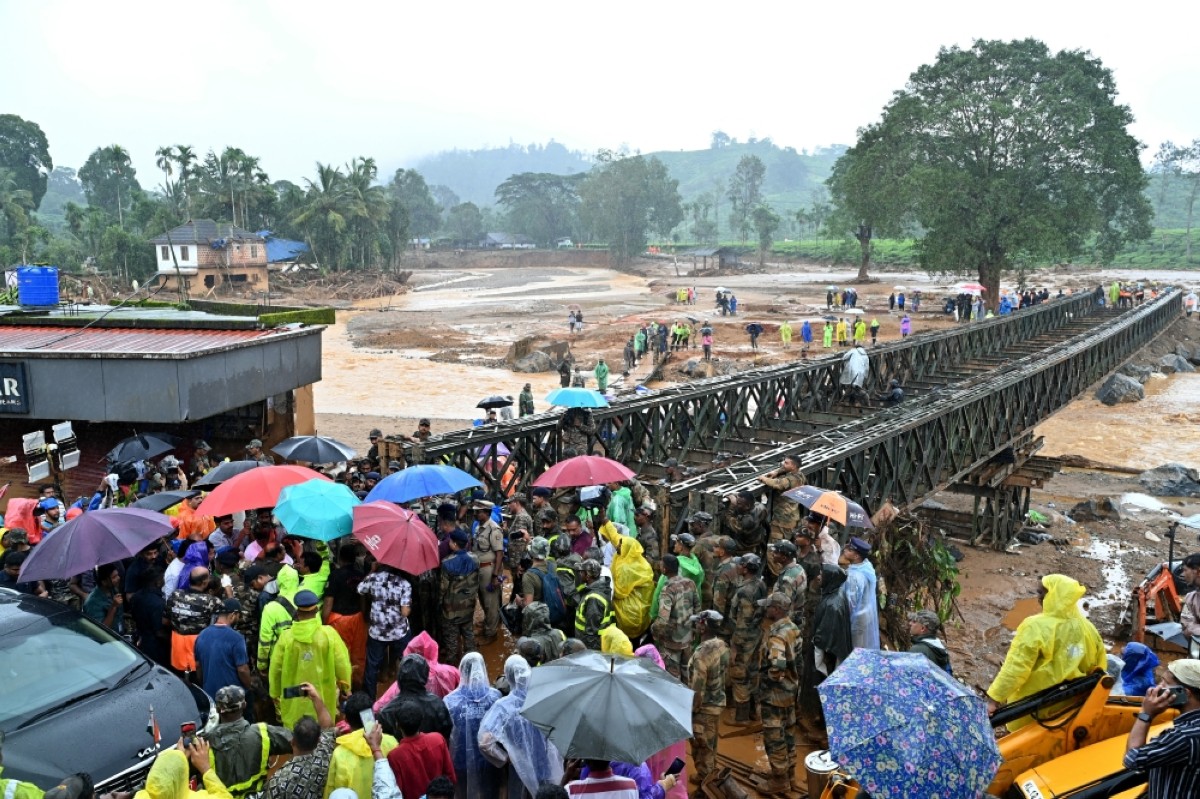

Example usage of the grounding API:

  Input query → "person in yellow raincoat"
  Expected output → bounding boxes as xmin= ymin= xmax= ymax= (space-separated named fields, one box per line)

xmin=135 ymin=740 xmax=232 ymax=799
xmin=601 ymin=624 xmax=634 ymax=655
xmin=595 ymin=506 xmax=655 ymax=638
xmin=986 ymin=574 xmax=1107 ymax=727
xmin=269 ymin=590 xmax=352 ymax=729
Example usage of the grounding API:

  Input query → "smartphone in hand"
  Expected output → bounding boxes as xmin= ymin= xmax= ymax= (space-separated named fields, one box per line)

xmin=282 ymin=685 xmax=306 ymax=700
xmin=664 ymin=757 xmax=686 ymax=777
xmin=360 ymin=708 xmax=376 ymax=735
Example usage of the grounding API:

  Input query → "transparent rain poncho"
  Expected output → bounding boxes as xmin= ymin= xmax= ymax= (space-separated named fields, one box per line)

xmin=478 ymin=655 xmax=563 ymax=796
xmin=444 ymin=652 xmax=503 ymax=799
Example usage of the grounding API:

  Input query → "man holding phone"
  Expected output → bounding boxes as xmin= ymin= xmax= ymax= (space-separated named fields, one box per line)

xmin=1123 ymin=658 xmax=1200 ymax=798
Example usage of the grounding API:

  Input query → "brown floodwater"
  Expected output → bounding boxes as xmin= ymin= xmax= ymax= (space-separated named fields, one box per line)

xmin=1037 ymin=373 xmax=1200 ymax=470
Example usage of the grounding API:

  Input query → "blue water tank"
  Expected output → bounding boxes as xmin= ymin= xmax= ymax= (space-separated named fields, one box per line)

xmin=16 ymin=266 xmax=60 ymax=306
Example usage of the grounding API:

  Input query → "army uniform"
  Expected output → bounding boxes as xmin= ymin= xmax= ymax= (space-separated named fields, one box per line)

xmin=438 ymin=550 xmax=480 ymax=663
xmin=774 ymin=561 xmax=808 ymax=628
xmin=574 ymin=577 xmax=614 ymax=650
xmin=523 ymin=602 xmax=566 ymax=661
xmin=636 ymin=520 xmax=661 ymax=568
xmin=651 ymin=574 xmax=700 ymax=679
xmin=550 ymin=552 xmax=581 ymax=629
xmin=758 ymin=608 xmax=802 ymax=788
xmin=472 ymin=516 xmax=505 ymax=639
xmin=729 ymin=576 xmax=767 ymax=711
xmin=689 ymin=636 xmax=730 ymax=785
xmin=694 ymin=535 xmax=719 ymax=607
xmin=711 ymin=557 xmax=740 ymax=641
xmin=233 ymin=580 xmax=263 ymax=652
xmin=759 ymin=470 xmax=806 ymax=577
xmin=723 ymin=502 xmax=766 ymax=554
xmin=505 ymin=508 xmax=533 ymax=575
xmin=560 ymin=414 xmax=596 ymax=456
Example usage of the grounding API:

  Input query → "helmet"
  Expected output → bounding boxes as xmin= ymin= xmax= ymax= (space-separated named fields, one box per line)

xmin=580 ymin=559 xmax=602 ymax=580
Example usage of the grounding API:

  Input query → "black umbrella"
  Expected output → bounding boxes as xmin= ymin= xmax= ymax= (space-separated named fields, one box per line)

xmin=131 ymin=489 xmax=201 ymax=512
xmin=193 ymin=459 xmax=270 ymax=489
xmin=106 ymin=432 xmax=180 ymax=465
xmin=271 ymin=435 xmax=357 ymax=465
xmin=477 ymin=395 xmax=514 ymax=410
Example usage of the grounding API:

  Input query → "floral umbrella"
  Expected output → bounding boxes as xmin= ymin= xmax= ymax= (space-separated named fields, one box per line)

xmin=818 ymin=649 xmax=1002 ymax=799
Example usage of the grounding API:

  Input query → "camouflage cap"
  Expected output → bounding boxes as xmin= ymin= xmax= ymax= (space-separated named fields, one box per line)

xmin=529 ymin=536 xmax=550 ymax=560
xmin=215 ymin=685 xmax=246 ymax=711
xmin=756 ymin=592 xmax=792 ymax=610
xmin=688 ymin=511 xmax=714 ymax=525
xmin=580 ymin=558 xmax=602 ymax=578
xmin=245 ymin=438 xmax=263 ymax=449
xmin=769 ymin=540 xmax=798 ymax=557
xmin=715 ymin=535 xmax=737 ymax=552
xmin=522 ymin=601 xmax=550 ymax=633
xmin=537 ymin=507 xmax=559 ymax=522
xmin=676 ymin=532 xmax=696 ymax=548
xmin=1 ymin=528 xmax=29 ymax=546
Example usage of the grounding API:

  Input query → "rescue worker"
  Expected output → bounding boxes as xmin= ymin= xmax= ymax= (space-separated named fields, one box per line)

xmin=438 ymin=529 xmax=480 ymax=663
xmin=650 ymin=533 xmax=703 ymax=618
xmin=722 ymin=490 xmax=766 ymax=554
xmin=986 ymin=574 xmax=1107 ymax=724
xmin=268 ymin=591 xmax=351 ymax=729
xmin=574 ymin=559 xmax=613 ymax=650
xmin=518 ymin=383 xmax=535 ymax=417
xmin=594 ymin=358 xmax=610 ymax=393
xmin=728 ymin=554 xmax=767 ymax=726
xmin=688 ymin=610 xmax=729 ymax=791
xmin=757 ymin=455 xmax=805 ymax=580
xmin=650 ymin=554 xmax=700 ymax=679
xmin=523 ymin=602 xmax=566 ymax=662
xmin=710 ymin=536 xmax=740 ymax=639
xmin=842 ymin=536 xmax=880 ymax=650
xmin=756 ymin=593 xmax=802 ymax=795
xmin=471 ymin=500 xmax=505 ymax=644
xmin=206 ymin=686 xmax=293 ymax=799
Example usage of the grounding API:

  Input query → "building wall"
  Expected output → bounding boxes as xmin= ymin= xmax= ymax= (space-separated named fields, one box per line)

xmin=197 ymin=240 xmax=267 ymax=268
xmin=156 ymin=243 xmax=200 ymax=274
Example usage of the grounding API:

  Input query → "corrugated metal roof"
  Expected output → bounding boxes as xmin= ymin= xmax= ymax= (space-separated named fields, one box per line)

xmin=0 ymin=325 xmax=309 ymax=358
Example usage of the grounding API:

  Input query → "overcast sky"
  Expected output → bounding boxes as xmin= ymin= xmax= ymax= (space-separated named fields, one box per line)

xmin=4 ymin=0 xmax=1198 ymax=188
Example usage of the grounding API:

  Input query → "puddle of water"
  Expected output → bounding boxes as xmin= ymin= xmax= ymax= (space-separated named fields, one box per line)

xmin=1039 ymin=373 xmax=1200 ymax=470
xmin=1001 ymin=597 xmax=1042 ymax=631
xmin=1082 ymin=537 xmax=1135 ymax=614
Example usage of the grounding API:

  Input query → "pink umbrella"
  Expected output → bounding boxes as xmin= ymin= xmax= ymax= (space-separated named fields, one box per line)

xmin=195 ymin=464 xmax=330 ymax=516
xmin=532 ymin=455 xmax=636 ymax=489
xmin=352 ymin=501 xmax=440 ymax=574
xmin=955 ymin=282 xmax=987 ymax=293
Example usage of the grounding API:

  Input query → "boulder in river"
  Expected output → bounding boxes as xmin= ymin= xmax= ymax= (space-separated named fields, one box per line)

xmin=1139 ymin=463 xmax=1200 ymax=498
xmin=1158 ymin=353 xmax=1195 ymax=374
xmin=1118 ymin=363 xmax=1154 ymax=384
xmin=512 ymin=350 xmax=553 ymax=373
xmin=1069 ymin=498 xmax=1123 ymax=522
xmin=1094 ymin=373 xmax=1144 ymax=405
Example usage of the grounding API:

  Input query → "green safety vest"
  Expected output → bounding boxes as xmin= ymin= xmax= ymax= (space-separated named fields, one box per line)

xmin=574 ymin=590 xmax=615 ymax=634
xmin=209 ymin=722 xmax=271 ymax=798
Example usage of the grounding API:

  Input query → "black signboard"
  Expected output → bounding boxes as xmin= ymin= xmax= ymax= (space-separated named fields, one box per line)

xmin=0 ymin=362 xmax=30 ymax=414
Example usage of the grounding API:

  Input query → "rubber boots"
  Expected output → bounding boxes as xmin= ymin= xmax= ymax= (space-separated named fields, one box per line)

xmin=730 ymin=704 xmax=752 ymax=726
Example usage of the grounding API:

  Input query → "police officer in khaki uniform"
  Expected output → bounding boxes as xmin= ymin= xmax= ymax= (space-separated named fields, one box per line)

xmin=470 ymin=500 xmax=505 ymax=643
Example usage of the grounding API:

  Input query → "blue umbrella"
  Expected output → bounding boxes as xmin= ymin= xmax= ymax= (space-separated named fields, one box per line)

xmin=365 ymin=464 xmax=482 ymax=504
xmin=818 ymin=649 xmax=1001 ymax=799
xmin=545 ymin=387 xmax=609 ymax=408
xmin=275 ymin=479 xmax=361 ymax=541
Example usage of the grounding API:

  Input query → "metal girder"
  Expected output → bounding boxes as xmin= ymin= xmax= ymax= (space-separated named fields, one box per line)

xmin=406 ymin=291 xmax=1112 ymax=495
xmin=674 ymin=291 xmax=1180 ymax=527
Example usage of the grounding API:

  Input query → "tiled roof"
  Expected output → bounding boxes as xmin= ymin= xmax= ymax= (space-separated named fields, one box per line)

xmin=149 ymin=220 xmax=264 ymax=245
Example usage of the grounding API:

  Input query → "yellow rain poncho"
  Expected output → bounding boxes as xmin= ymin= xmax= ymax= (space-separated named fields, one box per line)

xmin=269 ymin=616 xmax=352 ymax=728
xmin=987 ymin=574 xmax=1107 ymax=720
xmin=601 ymin=625 xmax=634 ymax=655
xmin=598 ymin=521 xmax=655 ymax=637
xmin=134 ymin=749 xmax=232 ymax=799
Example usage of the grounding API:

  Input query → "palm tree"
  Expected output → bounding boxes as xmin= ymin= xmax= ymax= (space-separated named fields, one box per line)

xmin=108 ymin=145 xmax=131 ymax=229
xmin=293 ymin=163 xmax=355 ymax=270
xmin=344 ymin=157 xmax=388 ymax=268
xmin=174 ymin=145 xmax=197 ymax=217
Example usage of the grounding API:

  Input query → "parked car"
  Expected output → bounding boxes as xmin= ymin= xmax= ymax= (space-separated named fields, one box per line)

xmin=0 ymin=588 xmax=215 ymax=792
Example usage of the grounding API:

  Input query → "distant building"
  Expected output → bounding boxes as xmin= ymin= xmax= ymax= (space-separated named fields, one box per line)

xmin=482 ymin=232 xmax=536 ymax=249
xmin=256 ymin=230 xmax=313 ymax=272
xmin=150 ymin=220 xmax=269 ymax=298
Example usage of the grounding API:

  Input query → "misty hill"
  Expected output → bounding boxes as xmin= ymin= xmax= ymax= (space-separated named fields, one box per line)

xmin=415 ymin=138 xmax=848 ymax=211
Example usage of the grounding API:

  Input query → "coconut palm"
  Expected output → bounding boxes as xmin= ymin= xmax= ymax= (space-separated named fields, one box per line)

xmin=0 ymin=168 xmax=34 ymax=245
xmin=293 ymin=162 xmax=356 ymax=270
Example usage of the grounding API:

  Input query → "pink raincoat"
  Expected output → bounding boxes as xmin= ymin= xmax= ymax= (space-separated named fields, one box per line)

xmin=373 ymin=631 xmax=461 ymax=711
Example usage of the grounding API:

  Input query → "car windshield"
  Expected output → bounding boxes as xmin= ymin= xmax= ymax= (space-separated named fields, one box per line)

xmin=0 ymin=607 xmax=141 ymax=729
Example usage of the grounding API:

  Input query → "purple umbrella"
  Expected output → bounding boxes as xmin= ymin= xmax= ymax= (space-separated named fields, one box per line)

xmin=19 ymin=507 xmax=174 ymax=582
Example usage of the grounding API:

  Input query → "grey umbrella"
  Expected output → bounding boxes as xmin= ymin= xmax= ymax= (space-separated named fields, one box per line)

xmin=193 ymin=459 xmax=270 ymax=489
xmin=519 ymin=650 xmax=693 ymax=763
xmin=131 ymin=489 xmax=200 ymax=512
xmin=271 ymin=435 xmax=357 ymax=464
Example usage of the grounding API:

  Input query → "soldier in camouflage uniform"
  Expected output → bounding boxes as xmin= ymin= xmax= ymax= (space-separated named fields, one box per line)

xmin=559 ymin=408 xmax=596 ymax=457
xmin=710 ymin=536 xmax=740 ymax=641
xmin=769 ymin=541 xmax=807 ymax=628
xmin=549 ymin=534 xmax=581 ymax=633
xmin=234 ymin=565 xmax=271 ymax=653
xmin=728 ymin=554 xmax=767 ymax=725
xmin=439 ymin=529 xmax=480 ymax=663
xmin=689 ymin=610 xmax=729 ymax=790
xmin=688 ymin=512 xmax=719 ymax=607
xmin=757 ymin=455 xmax=806 ymax=580
xmin=505 ymin=493 xmax=534 ymax=582
xmin=722 ymin=490 xmax=767 ymax=555
xmin=522 ymin=601 xmax=566 ymax=661
xmin=650 ymin=554 xmax=700 ymax=679
xmin=755 ymin=592 xmax=802 ymax=794
xmin=633 ymin=505 xmax=661 ymax=570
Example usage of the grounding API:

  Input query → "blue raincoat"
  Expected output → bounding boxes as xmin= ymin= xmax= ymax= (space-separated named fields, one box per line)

xmin=444 ymin=653 xmax=502 ymax=799
xmin=841 ymin=559 xmax=880 ymax=650
xmin=1120 ymin=642 xmax=1159 ymax=697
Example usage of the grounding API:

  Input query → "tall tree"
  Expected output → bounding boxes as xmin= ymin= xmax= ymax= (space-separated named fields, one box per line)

xmin=445 ymin=202 xmax=484 ymax=245
xmin=389 ymin=169 xmax=440 ymax=240
xmin=578 ymin=150 xmax=682 ymax=263
xmin=78 ymin=145 xmax=140 ymax=228
xmin=293 ymin=163 xmax=355 ymax=270
xmin=0 ymin=168 xmax=35 ymax=256
xmin=494 ymin=172 xmax=583 ymax=246
xmin=726 ymin=155 xmax=766 ymax=242
xmin=858 ymin=39 xmax=1151 ymax=304
xmin=1172 ymin=140 xmax=1200 ymax=263
xmin=826 ymin=126 xmax=911 ymax=280
xmin=0 ymin=114 xmax=53 ymax=209
xmin=344 ymin=157 xmax=388 ymax=268
xmin=750 ymin=204 xmax=781 ymax=267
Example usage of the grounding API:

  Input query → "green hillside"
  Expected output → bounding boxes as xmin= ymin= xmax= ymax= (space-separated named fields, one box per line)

xmin=415 ymin=141 xmax=592 ymax=206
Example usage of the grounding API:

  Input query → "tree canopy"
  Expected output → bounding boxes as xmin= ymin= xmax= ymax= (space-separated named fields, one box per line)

xmin=846 ymin=38 xmax=1152 ymax=300
xmin=578 ymin=151 xmax=682 ymax=263
xmin=494 ymin=171 xmax=583 ymax=247
xmin=0 ymin=114 xmax=53 ymax=210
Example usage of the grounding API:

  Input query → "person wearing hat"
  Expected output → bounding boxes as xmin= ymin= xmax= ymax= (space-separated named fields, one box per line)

xmin=439 ymin=528 xmax=480 ymax=664
xmin=518 ymin=536 xmax=552 ymax=607
xmin=757 ymin=455 xmax=806 ymax=579
xmin=366 ymin=429 xmax=383 ymax=465
xmin=986 ymin=575 xmax=1107 ymax=726
xmin=688 ymin=610 xmax=729 ymax=789
xmin=633 ymin=505 xmax=660 ymax=568
xmin=660 ymin=458 xmax=684 ymax=486
xmin=505 ymin=494 xmax=534 ymax=583
xmin=708 ymin=536 xmax=741 ymax=642
xmin=722 ymin=490 xmax=765 ymax=554
xmin=190 ymin=440 xmax=214 ymax=479
xmin=755 ymin=592 xmax=802 ymax=795
xmin=908 ymin=610 xmax=952 ymax=673
xmin=842 ymin=536 xmax=880 ymax=651
xmin=246 ymin=439 xmax=274 ymax=466
xmin=470 ymin=499 xmax=505 ymax=644
xmin=769 ymin=540 xmax=808 ymax=625
xmin=593 ymin=357 xmax=609 ymax=393
xmin=269 ymin=589 xmax=351 ymax=729
xmin=37 ymin=496 xmax=65 ymax=538
xmin=518 ymin=383 xmax=535 ymax=417
xmin=205 ymin=679 xmax=294 ymax=797
xmin=650 ymin=554 xmax=700 ymax=679
xmin=523 ymin=601 xmax=566 ymax=662
xmin=574 ymin=558 xmax=614 ymax=651
xmin=728 ymin=554 xmax=767 ymax=726
xmin=1123 ymin=658 xmax=1200 ymax=796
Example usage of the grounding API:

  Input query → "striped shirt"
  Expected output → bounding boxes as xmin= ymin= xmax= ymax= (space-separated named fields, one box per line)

xmin=567 ymin=768 xmax=639 ymax=799
xmin=1123 ymin=708 xmax=1200 ymax=798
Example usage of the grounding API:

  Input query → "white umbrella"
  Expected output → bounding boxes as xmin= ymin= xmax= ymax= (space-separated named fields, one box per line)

xmin=893 ymin=285 xmax=907 ymax=291
xmin=845 ymin=308 xmax=866 ymax=315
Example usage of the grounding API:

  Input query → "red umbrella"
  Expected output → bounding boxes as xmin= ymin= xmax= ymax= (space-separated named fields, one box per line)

xmin=195 ymin=464 xmax=330 ymax=516
xmin=352 ymin=501 xmax=440 ymax=574
xmin=532 ymin=455 xmax=636 ymax=489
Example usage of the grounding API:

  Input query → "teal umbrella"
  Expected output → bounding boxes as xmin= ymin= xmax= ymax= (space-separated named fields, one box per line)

xmin=275 ymin=479 xmax=361 ymax=541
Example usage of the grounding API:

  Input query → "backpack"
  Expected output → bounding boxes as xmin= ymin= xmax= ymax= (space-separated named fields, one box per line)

xmin=530 ymin=566 xmax=566 ymax=624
